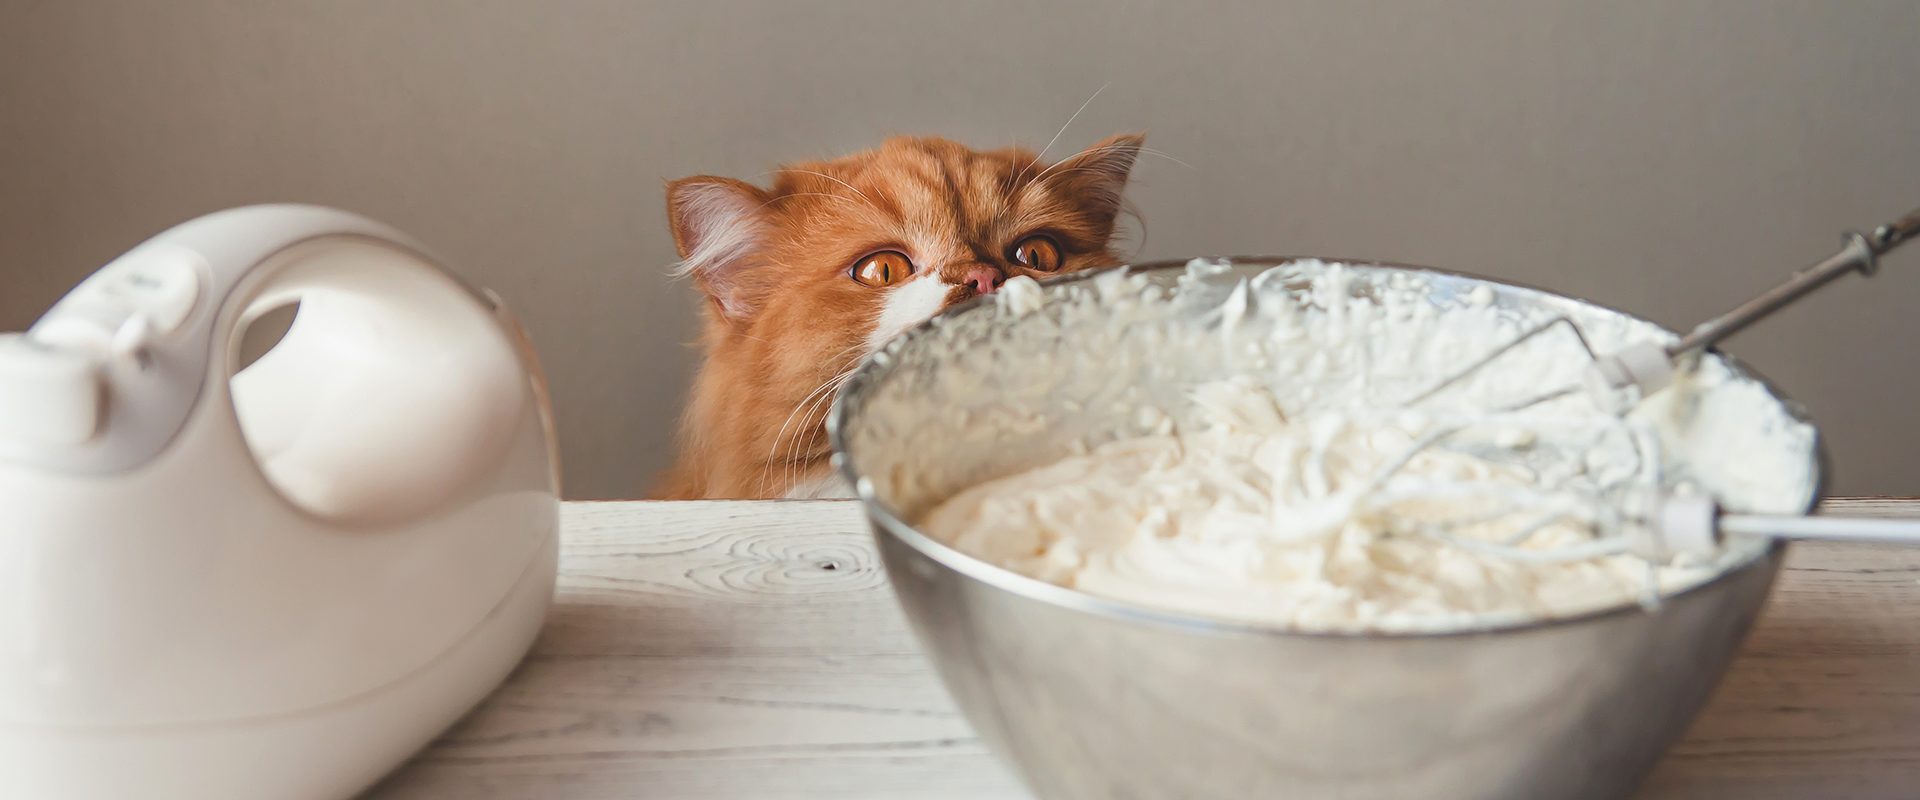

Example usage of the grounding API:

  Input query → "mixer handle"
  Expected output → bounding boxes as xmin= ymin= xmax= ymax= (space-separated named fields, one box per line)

xmin=221 ymin=218 xmax=532 ymax=525
xmin=0 ymin=206 xmax=538 ymax=526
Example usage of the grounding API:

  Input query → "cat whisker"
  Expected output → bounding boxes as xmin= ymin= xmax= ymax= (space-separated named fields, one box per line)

xmin=1136 ymin=147 xmax=1194 ymax=170
xmin=826 ymin=341 xmax=872 ymax=365
xmin=1030 ymin=141 xmax=1145 ymax=184
xmin=1026 ymin=167 xmax=1120 ymax=182
xmin=780 ymin=393 xmax=831 ymax=491
xmin=762 ymin=378 xmax=843 ymax=494
xmin=795 ymin=370 xmax=858 ymax=468
xmin=778 ymin=369 xmax=859 ymax=494
xmin=761 ymin=366 xmax=861 ymax=496
xmin=1016 ymin=82 xmax=1111 ymax=187
xmin=760 ymin=192 xmax=864 ymax=211
xmin=772 ymin=169 xmax=876 ymax=207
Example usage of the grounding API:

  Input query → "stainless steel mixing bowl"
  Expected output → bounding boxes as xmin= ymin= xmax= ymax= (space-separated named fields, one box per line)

xmin=828 ymin=257 xmax=1824 ymax=800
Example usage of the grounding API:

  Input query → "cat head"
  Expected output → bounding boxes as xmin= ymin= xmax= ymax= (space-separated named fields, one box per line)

xmin=666 ymin=134 xmax=1144 ymax=358
xmin=659 ymin=134 xmax=1143 ymax=499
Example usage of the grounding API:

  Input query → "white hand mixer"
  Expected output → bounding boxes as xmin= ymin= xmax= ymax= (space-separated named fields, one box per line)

xmin=0 ymin=206 xmax=561 ymax=800
xmin=1364 ymin=206 xmax=1920 ymax=562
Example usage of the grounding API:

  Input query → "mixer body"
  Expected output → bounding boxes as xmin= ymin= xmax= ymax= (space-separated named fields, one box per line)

xmin=0 ymin=206 xmax=561 ymax=800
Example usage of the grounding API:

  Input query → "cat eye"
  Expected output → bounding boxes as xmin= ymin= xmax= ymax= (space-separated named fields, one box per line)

xmin=851 ymin=251 xmax=915 ymax=287
xmin=1010 ymin=236 xmax=1062 ymax=272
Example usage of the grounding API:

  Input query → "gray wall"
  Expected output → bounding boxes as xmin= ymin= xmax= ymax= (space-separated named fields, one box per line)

xmin=4 ymin=1 xmax=1917 ymax=499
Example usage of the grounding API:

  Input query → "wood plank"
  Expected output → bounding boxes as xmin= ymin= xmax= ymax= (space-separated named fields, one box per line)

xmin=364 ymin=498 xmax=1920 ymax=799
xmin=363 ymin=500 xmax=1025 ymax=800
xmin=1637 ymin=497 xmax=1920 ymax=799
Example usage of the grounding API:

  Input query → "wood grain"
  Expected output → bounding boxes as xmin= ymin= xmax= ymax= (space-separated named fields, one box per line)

xmin=362 ymin=498 xmax=1920 ymax=800
xmin=1638 ymin=497 xmax=1920 ymax=799
xmin=362 ymin=500 xmax=1023 ymax=800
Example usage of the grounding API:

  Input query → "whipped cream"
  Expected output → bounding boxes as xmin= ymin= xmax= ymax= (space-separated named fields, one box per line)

xmin=920 ymin=378 xmax=1720 ymax=632
xmin=848 ymin=258 xmax=1816 ymax=633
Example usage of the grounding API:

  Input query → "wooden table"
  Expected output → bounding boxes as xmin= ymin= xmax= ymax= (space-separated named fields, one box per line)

xmin=364 ymin=498 xmax=1920 ymax=799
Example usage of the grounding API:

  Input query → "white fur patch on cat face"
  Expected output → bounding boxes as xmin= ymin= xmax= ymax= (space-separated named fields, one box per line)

xmin=864 ymin=274 xmax=956 ymax=353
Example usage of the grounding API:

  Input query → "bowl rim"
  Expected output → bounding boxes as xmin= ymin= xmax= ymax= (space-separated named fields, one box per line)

xmin=828 ymin=255 xmax=1825 ymax=640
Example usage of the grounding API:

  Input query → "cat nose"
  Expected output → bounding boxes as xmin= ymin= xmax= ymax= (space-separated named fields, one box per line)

xmin=963 ymin=266 xmax=1005 ymax=295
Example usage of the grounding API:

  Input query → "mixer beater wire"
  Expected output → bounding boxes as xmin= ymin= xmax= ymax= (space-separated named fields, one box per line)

xmin=1341 ymin=206 xmax=1920 ymax=568
xmin=1399 ymin=316 xmax=1600 ymax=412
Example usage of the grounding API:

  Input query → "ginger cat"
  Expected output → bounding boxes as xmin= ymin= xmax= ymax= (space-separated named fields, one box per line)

xmin=659 ymin=134 xmax=1144 ymax=499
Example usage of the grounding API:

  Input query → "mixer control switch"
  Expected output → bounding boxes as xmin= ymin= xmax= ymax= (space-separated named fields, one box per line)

xmin=97 ymin=246 xmax=204 ymax=333
xmin=38 ymin=246 xmax=206 ymax=342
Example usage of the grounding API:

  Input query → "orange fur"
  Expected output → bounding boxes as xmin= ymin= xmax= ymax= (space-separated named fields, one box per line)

xmin=657 ymin=134 xmax=1144 ymax=499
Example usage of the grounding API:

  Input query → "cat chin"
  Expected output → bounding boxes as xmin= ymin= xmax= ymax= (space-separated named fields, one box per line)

xmin=783 ymin=472 xmax=855 ymax=500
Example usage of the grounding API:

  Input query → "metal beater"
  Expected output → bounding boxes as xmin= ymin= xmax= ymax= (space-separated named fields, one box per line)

xmin=1374 ymin=206 xmax=1920 ymax=560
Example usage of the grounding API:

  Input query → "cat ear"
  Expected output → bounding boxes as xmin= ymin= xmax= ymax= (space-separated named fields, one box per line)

xmin=1042 ymin=133 xmax=1145 ymax=222
xmin=666 ymin=176 xmax=772 ymax=320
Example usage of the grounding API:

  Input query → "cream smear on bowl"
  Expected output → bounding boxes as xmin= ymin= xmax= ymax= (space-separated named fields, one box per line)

xmin=872 ymin=259 xmax=1818 ymax=633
